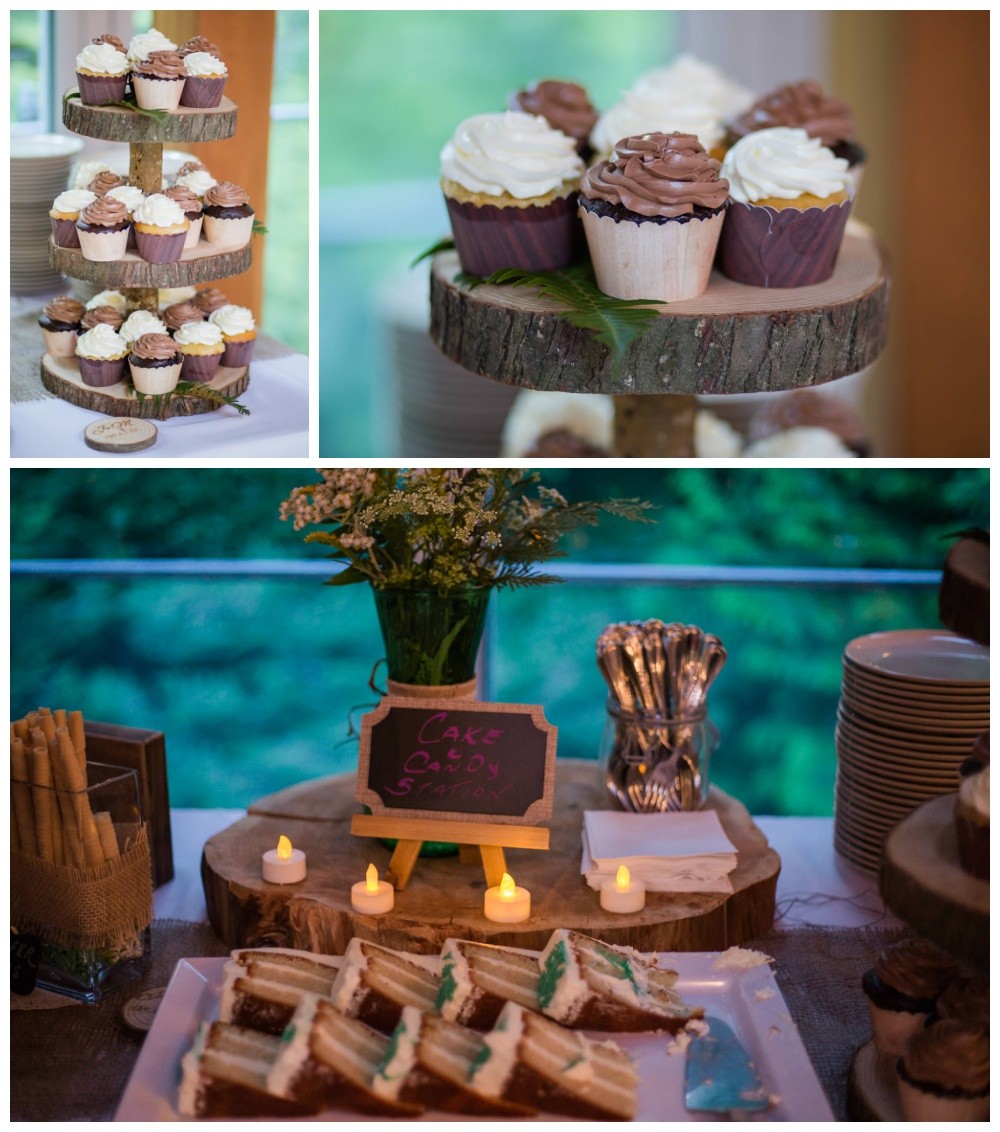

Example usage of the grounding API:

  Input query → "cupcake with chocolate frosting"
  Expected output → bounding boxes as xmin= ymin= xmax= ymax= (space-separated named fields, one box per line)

xmin=510 ymin=80 xmax=597 ymax=159
xmin=896 ymin=1020 xmax=989 ymax=1121
xmin=76 ymin=195 xmax=130 ymax=261
xmin=175 ymin=320 xmax=226 ymax=381
xmin=38 ymin=296 xmax=86 ymax=358
xmin=128 ymin=332 xmax=183 ymax=395
xmin=80 ymin=305 xmax=125 ymax=333
xmin=49 ymin=188 xmax=96 ymax=248
xmin=179 ymin=36 xmax=222 ymax=59
xmin=105 ymin=184 xmax=145 ymax=249
xmin=933 ymin=976 xmax=990 ymax=1030
xmin=132 ymin=193 xmax=190 ymax=263
xmin=163 ymin=301 xmax=205 ymax=332
xmin=75 ymin=322 xmax=129 ymax=387
xmin=861 ymin=938 xmax=959 ymax=1056
xmin=181 ymin=50 xmax=228 ymax=109
xmin=92 ymin=33 xmax=125 ymax=53
xmin=192 ymin=287 xmax=229 ymax=315
xmin=75 ymin=39 xmax=130 ymax=105
xmin=201 ymin=181 xmax=255 ymax=248
xmin=132 ymin=49 xmax=187 ymax=112
xmin=579 ymin=131 xmax=729 ymax=301
xmin=88 ymin=170 xmax=127 ymax=198
xmin=163 ymin=185 xmax=204 ymax=248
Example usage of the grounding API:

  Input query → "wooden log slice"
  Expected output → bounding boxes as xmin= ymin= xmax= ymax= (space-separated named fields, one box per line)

xmin=429 ymin=225 xmax=889 ymax=396
xmin=202 ymin=759 xmax=780 ymax=955
xmin=62 ymin=92 xmax=238 ymax=144
xmin=50 ymin=238 xmax=252 ymax=289
xmin=879 ymin=793 xmax=988 ymax=969
xmin=40 ymin=353 xmax=249 ymax=420
xmin=846 ymin=1041 xmax=903 ymax=1121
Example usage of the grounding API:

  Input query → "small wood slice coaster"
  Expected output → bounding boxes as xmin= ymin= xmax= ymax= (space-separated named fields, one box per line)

xmin=84 ymin=417 xmax=158 ymax=453
xmin=120 ymin=986 xmax=167 ymax=1033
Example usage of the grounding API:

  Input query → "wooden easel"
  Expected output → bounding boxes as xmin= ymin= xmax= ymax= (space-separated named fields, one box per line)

xmin=349 ymin=812 xmax=550 ymax=890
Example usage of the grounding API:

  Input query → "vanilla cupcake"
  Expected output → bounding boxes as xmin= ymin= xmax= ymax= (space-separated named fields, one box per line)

xmin=200 ymin=181 xmax=255 ymax=247
xmin=128 ymin=332 xmax=182 ymax=395
xmin=119 ymin=309 xmax=169 ymax=346
xmin=174 ymin=319 xmax=225 ymax=381
xmin=208 ymin=304 xmax=256 ymax=366
xmin=132 ymin=193 xmax=189 ymax=263
xmin=132 ymin=49 xmax=187 ymax=112
xmin=861 ymin=938 xmax=959 ymax=1056
xmin=441 ymin=111 xmax=585 ymax=276
xmin=174 ymin=167 xmax=217 ymax=199
xmin=75 ymin=322 xmax=129 ymax=387
xmin=106 ymin=184 xmax=145 ymax=250
xmin=75 ymin=40 xmax=130 ymax=105
xmin=157 ymin=286 xmax=197 ymax=311
xmin=49 ymin=188 xmax=96 ymax=248
xmin=896 ymin=1021 xmax=989 ymax=1121
xmin=181 ymin=50 xmax=228 ymax=108
xmin=127 ymin=27 xmax=176 ymax=67
xmin=718 ymin=126 xmax=853 ymax=287
xmin=580 ymin=131 xmax=729 ymax=302
xmin=76 ymin=195 xmax=130 ymax=261
xmin=163 ymin=185 xmax=203 ymax=248
xmin=86 ymin=289 xmax=128 ymax=315
xmin=38 ymin=296 xmax=86 ymax=357
xmin=71 ymin=159 xmax=111 ymax=192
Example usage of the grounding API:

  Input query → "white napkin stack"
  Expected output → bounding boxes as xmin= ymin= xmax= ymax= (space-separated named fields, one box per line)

xmin=581 ymin=809 xmax=739 ymax=894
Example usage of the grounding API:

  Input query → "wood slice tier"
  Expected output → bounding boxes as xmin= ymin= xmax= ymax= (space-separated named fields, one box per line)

xmin=880 ymin=793 xmax=988 ymax=969
xmin=201 ymin=759 xmax=780 ymax=955
xmin=50 ymin=238 xmax=252 ymax=289
xmin=429 ymin=226 xmax=889 ymax=396
xmin=63 ymin=92 xmax=238 ymax=144
xmin=41 ymin=353 xmax=249 ymax=419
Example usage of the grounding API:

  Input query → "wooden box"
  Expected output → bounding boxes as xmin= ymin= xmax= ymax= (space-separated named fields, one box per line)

xmin=84 ymin=721 xmax=173 ymax=888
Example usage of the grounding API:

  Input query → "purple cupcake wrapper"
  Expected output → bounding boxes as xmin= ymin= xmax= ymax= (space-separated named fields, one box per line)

xmin=76 ymin=72 xmax=128 ymax=106
xmin=180 ymin=351 xmax=223 ymax=381
xmin=180 ymin=75 xmax=227 ymax=108
xmin=78 ymin=356 xmax=126 ymax=388
xmin=50 ymin=216 xmax=81 ymax=249
xmin=134 ymin=228 xmax=187 ymax=264
xmin=445 ymin=192 xmax=580 ymax=277
xmin=220 ymin=338 xmax=255 ymax=368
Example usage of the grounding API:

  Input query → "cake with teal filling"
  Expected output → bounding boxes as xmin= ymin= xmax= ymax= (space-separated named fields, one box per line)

xmin=436 ymin=937 xmax=541 ymax=1029
xmin=329 ymin=937 xmax=441 ymax=1034
xmin=220 ymin=947 xmax=341 ymax=1035
xmin=537 ymin=928 xmax=702 ymax=1031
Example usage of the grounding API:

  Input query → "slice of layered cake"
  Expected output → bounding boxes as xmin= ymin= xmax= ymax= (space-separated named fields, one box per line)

xmin=178 ymin=1021 xmax=315 ymax=1118
xmin=436 ymin=937 xmax=542 ymax=1029
xmin=471 ymin=1000 xmax=639 ymax=1120
xmin=220 ymin=948 xmax=341 ymax=1035
xmin=329 ymin=937 xmax=441 ymax=1034
xmin=537 ymin=928 xmax=703 ymax=1031
xmin=266 ymin=992 xmax=421 ymax=1116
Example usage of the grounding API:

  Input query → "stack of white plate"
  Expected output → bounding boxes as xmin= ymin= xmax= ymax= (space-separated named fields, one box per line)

xmin=834 ymin=629 xmax=990 ymax=874
xmin=11 ymin=133 xmax=84 ymax=294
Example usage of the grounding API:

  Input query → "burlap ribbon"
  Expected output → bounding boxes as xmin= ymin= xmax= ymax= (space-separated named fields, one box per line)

xmin=11 ymin=824 xmax=153 ymax=950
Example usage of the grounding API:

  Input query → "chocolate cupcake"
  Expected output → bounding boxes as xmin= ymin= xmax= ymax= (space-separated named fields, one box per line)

xmin=128 ymin=332 xmax=182 ymax=395
xmin=132 ymin=49 xmax=187 ymax=112
xmin=201 ymin=181 xmax=255 ymax=248
xmin=208 ymin=304 xmax=256 ymax=367
xmin=510 ymin=80 xmax=597 ymax=159
xmin=178 ymin=36 xmax=222 ymax=59
xmin=105 ymin=184 xmax=145 ymax=250
xmin=75 ymin=322 xmax=129 ymax=387
xmin=38 ymin=296 xmax=86 ymax=358
xmin=191 ymin=287 xmax=229 ymax=315
xmin=49 ymin=188 xmax=96 ymax=248
xmin=579 ymin=132 xmax=729 ymax=302
xmin=80 ymin=305 xmax=125 ymax=333
xmin=163 ymin=300 xmax=205 ymax=332
xmin=861 ymin=938 xmax=959 ymax=1056
xmin=163 ymin=185 xmax=203 ymax=249
xmin=181 ymin=50 xmax=228 ymax=109
xmin=174 ymin=320 xmax=225 ymax=381
xmin=896 ymin=1020 xmax=989 ymax=1121
xmin=92 ymin=33 xmax=125 ymax=52
xmin=132 ymin=193 xmax=190 ymax=264
xmin=933 ymin=976 xmax=990 ymax=1029
xmin=76 ymin=195 xmax=129 ymax=262
xmin=75 ymin=40 xmax=130 ymax=105
xmin=88 ymin=170 xmax=127 ymax=198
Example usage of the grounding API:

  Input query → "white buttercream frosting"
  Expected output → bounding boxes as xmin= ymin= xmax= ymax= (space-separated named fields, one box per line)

xmin=371 ymin=1005 xmax=422 ymax=1100
xmin=436 ymin=939 xmax=474 ymax=1023
xmin=75 ymin=322 xmax=128 ymax=360
xmin=50 ymin=188 xmax=97 ymax=215
xmin=500 ymin=390 xmax=613 ymax=457
xmin=127 ymin=28 xmax=176 ymax=65
xmin=72 ymin=160 xmax=112 ymax=190
xmin=105 ymin=184 xmax=146 ymax=213
xmin=742 ymin=426 xmax=856 ymax=458
xmin=633 ymin=54 xmax=754 ymax=122
xmin=712 ymin=946 xmax=774 ymax=970
xmin=75 ymin=42 xmax=130 ymax=76
xmin=472 ymin=1000 xmax=523 ymax=1096
xmin=209 ymin=304 xmax=256 ymax=336
xmin=694 ymin=410 xmax=744 ymax=457
xmin=959 ymin=764 xmax=989 ymax=820
xmin=265 ymin=993 xmax=320 ymax=1098
xmin=175 ymin=168 xmax=218 ymax=197
xmin=720 ymin=126 xmax=852 ymax=203
xmin=133 ymin=192 xmax=187 ymax=228
xmin=184 ymin=51 xmax=227 ymax=78
xmin=441 ymin=111 xmax=584 ymax=199
xmin=85 ymin=289 xmax=127 ymax=313
xmin=119 ymin=310 xmax=168 ymax=343
xmin=157 ymin=286 xmax=197 ymax=310
xmin=173 ymin=321 xmax=223 ymax=348
xmin=591 ymin=88 xmax=727 ymax=156
xmin=329 ymin=938 xmax=368 ymax=1013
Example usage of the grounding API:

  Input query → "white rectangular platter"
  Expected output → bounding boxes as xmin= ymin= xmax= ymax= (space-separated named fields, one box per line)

xmin=115 ymin=950 xmax=834 ymax=1122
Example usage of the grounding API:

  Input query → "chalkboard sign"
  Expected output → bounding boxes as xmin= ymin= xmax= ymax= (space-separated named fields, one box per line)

xmin=357 ymin=698 xmax=557 ymax=825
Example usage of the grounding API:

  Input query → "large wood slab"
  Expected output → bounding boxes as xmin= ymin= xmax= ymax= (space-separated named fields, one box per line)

xmin=50 ymin=238 xmax=252 ymax=289
xmin=202 ymin=759 xmax=780 ymax=955
xmin=63 ymin=92 xmax=238 ymax=144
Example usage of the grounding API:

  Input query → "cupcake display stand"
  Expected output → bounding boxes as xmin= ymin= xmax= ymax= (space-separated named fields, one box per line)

xmin=430 ymin=223 xmax=890 ymax=456
xmin=42 ymin=95 xmax=251 ymax=420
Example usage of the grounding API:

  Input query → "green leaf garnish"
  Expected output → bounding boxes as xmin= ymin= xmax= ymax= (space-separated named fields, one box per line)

xmin=411 ymin=236 xmax=456 ymax=268
xmin=252 ymin=219 xmax=268 ymax=237
xmin=130 ymin=379 xmax=250 ymax=415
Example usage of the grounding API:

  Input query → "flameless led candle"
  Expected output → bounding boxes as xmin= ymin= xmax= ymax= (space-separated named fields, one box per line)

xmin=351 ymin=863 xmax=395 ymax=914
xmin=600 ymin=865 xmax=646 ymax=913
xmin=262 ymin=835 xmax=307 ymax=884
xmin=483 ymin=871 xmax=531 ymax=923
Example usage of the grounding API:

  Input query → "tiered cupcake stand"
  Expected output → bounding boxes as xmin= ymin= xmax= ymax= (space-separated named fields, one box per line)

xmin=42 ymin=94 xmax=252 ymax=419
xmin=429 ymin=223 xmax=890 ymax=455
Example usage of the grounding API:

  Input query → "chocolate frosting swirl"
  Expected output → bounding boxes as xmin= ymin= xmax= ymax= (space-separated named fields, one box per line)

xmin=202 ymin=181 xmax=250 ymax=208
xmin=163 ymin=301 xmax=205 ymax=330
xmin=163 ymin=185 xmax=203 ymax=215
xmin=88 ymin=171 xmax=126 ymax=197
xmin=730 ymin=80 xmax=856 ymax=147
xmin=192 ymin=287 xmax=229 ymax=313
xmin=180 ymin=35 xmax=222 ymax=59
xmin=901 ymin=1021 xmax=989 ymax=1094
xmin=581 ymin=132 xmax=729 ymax=218
xmin=130 ymin=332 xmax=179 ymax=361
xmin=93 ymin=33 xmax=126 ymax=52
xmin=80 ymin=196 xmax=128 ymax=227
xmin=81 ymin=305 xmax=125 ymax=331
xmin=934 ymin=976 xmax=990 ymax=1028
xmin=513 ymin=80 xmax=597 ymax=142
xmin=133 ymin=49 xmax=186 ymax=79
xmin=44 ymin=297 xmax=86 ymax=324
xmin=874 ymin=939 xmax=959 ymax=1000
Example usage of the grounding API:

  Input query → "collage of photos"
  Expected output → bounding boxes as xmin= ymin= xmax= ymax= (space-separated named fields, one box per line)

xmin=9 ymin=9 xmax=991 ymax=1126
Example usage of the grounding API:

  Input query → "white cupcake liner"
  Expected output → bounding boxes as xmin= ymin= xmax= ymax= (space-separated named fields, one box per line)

xmin=129 ymin=360 xmax=182 ymax=395
xmin=132 ymin=74 xmax=184 ymax=112
xmin=182 ymin=216 xmax=203 ymax=250
xmin=866 ymin=1001 xmax=927 ymax=1057
xmin=202 ymin=213 xmax=254 ymax=249
xmin=77 ymin=226 xmax=129 ymax=262
xmin=897 ymin=1075 xmax=989 ymax=1122
xmin=580 ymin=206 xmax=724 ymax=302
xmin=41 ymin=328 xmax=78 ymax=358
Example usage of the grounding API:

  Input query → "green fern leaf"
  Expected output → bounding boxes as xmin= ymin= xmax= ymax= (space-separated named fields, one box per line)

xmin=174 ymin=381 xmax=251 ymax=415
xmin=411 ymin=236 xmax=456 ymax=268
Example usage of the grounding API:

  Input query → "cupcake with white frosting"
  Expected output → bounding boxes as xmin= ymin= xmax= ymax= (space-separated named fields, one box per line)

xmin=163 ymin=185 xmax=203 ymax=248
xmin=75 ymin=40 xmax=130 ymax=105
xmin=86 ymin=289 xmax=128 ymax=315
xmin=105 ymin=183 xmax=145 ymax=249
xmin=208 ymin=304 xmax=256 ymax=367
xmin=127 ymin=27 xmax=176 ymax=66
xmin=119 ymin=309 xmax=169 ymax=346
xmin=49 ymin=188 xmax=96 ymax=248
xmin=181 ymin=50 xmax=228 ymax=108
xmin=132 ymin=193 xmax=189 ymax=263
xmin=175 ymin=320 xmax=226 ymax=381
xmin=75 ymin=322 xmax=129 ymax=387
xmin=174 ymin=167 xmax=218 ymax=200
xmin=71 ymin=159 xmax=112 ymax=192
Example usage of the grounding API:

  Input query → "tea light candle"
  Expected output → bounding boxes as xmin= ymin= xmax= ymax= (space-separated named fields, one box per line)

xmin=483 ymin=872 xmax=531 ymax=923
xmin=600 ymin=865 xmax=645 ymax=913
xmin=351 ymin=863 xmax=395 ymax=915
xmin=262 ymin=835 xmax=307 ymax=884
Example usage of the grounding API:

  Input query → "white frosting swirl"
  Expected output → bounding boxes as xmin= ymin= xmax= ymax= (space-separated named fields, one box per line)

xmin=127 ymin=28 xmax=176 ymax=65
xmin=959 ymin=765 xmax=989 ymax=821
xmin=591 ymin=88 xmax=726 ymax=156
xmin=633 ymin=54 xmax=755 ymax=122
xmin=743 ymin=426 xmax=856 ymax=458
xmin=157 ymin=286 xmax=197 ymax=310
xmin=51 ymin=188 xmax=97 ymax=215
xmin=72 ymin=160 xmax=112 ymax=191
xmin=75 ymin=42 xmax=130 ymax=76
xmin=75 ymin=322 xmax=128 ymax=360
xmin=105 ymin=184 xmax=146 ymax=213
xmin=183 ymin=51 xmax=227 ymax=78
xmin=173 ymin=321 xmax=223 ymax=348
xmin=441 ymin=111 xmax=584 ymax=199
xmin=174 ymin=169 xmax=217 ymax=197
xmin=720 ymin=126 xmax=853 ymax=203
xmin=119 ymin=310 xmax=168 ymax=343
xmin=208 ymin=304 xmax=255 ymax=336
xmin=86 ymin=289 xmax=127 ymax=313
xmin=133 ymin=192 xmax=187 ymax=228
